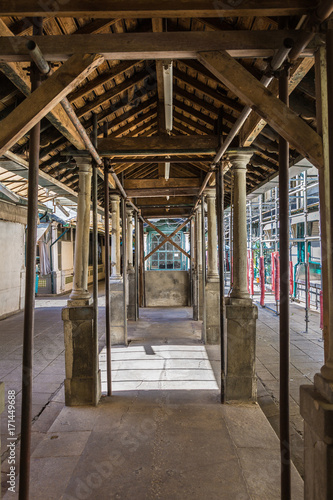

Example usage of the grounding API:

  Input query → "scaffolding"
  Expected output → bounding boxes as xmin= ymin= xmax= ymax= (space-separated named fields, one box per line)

xmin=224 ymin=163 xmax=322 ymax=332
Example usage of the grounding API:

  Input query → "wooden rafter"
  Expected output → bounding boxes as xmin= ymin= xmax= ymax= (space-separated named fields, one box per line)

xmin=197 ymin=50 xmax=324 ymax=169
xmin=0 ymin=53 xmax=104 ymax=156
xmin=0 ymin=19 xmax=86 ymax=150
xmin=240 ymin=57 xmax=315 ymax=146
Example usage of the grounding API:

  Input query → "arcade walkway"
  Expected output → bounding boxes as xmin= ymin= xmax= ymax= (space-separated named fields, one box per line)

xmin=0 ymin=288 xmax=322 ymax=498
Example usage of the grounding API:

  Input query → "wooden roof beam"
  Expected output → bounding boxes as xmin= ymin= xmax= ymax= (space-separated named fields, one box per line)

xmin=0 ymin=1 xmax=315 ymax=18
xmin=198 ymin=50 xmax=323 ymax=169
xmin=240 ymin=57 xmax=315 ymax=146
xmin=98 ymin=135 xmax=219 ymax=156
xmin=0 ymin=31 xmax=316 ymax=62
xmin=0 ymin=53 xmax=104 ymax=156
xmin=0 ymin=19 xmax=86 ymax=150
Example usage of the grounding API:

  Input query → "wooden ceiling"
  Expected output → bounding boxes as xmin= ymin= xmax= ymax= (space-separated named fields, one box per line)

xmin=0 ymin=2 xmax=323 ymax=218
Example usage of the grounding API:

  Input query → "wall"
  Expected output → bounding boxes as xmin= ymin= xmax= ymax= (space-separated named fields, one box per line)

xmin=0 ymin=201 xmax=26 ymax=318
xmin=145 ymin=271 xmax=189 ymax=307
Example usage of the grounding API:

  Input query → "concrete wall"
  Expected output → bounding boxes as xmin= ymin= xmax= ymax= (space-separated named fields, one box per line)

xmin=145 ymin=271 xmax=190 ymax=307
xmin=0 ymin=201 xmax=26 ymax=319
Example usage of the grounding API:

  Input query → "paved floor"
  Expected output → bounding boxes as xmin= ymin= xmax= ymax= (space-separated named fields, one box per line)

xmin=0 ymin=285 xmax=323 ymax=497
xmin=254 ymin=297 xmax=324 ymax=476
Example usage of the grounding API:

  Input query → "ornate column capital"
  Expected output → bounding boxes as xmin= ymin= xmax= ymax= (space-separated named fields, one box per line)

xmin=204 ymin=187 xmax=216 ymax=200
xmin=72 ymin=155 xmax=92 ymax=174
xmin=226 ymin=148 xmax=255 ymax=170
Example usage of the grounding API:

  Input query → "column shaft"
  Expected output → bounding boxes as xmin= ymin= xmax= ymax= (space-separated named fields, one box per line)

xmin=206 ymin=188 xmax=219 ymax=281
xmin=127 ymin=208 xmax=134 ymax=269
xmin=110 ymin=194 xmax=121 ymax=280
xmin=70 ymin=158 xmax=92 ymax=302
xmin=230 ymin=154 xmax=250 ymax=299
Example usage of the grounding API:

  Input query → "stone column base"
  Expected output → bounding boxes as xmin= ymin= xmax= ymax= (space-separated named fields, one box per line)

xmin=225 ymin=297 xmax=258 ymax=402
xmin=62 ymin=305 xmax=101 ymax=406
xmin=205 ymin=279 xmax=220 ymax=344
xmin=110 ymin=279 xmax=127 ymax=345
xmin=127 ymin=270 xmax=136 ymax=321
xmin=300 ymin=374 xmax=333 ymax=500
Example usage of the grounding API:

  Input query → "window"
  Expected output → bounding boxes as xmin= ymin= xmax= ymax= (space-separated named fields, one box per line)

xmin=147 ymin=231 xmax=187 ymax=270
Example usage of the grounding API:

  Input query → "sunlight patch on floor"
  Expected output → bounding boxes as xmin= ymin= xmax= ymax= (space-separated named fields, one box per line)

xmin=100 ymin=345 xmax=219 ymax=392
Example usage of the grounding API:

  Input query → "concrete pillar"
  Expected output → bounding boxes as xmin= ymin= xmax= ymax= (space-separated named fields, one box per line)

xmin=110 ymin=194 xmax=121 ymax=280
xmin=225 ymin=150 xmax=258 ymax=402
xmin=300 ymin=33 xmax=333 ymax=500
xmin=204 ymin=188 xmax=220 ymax=344
xmin=127 ymin=207 xmax=136 ymax=320
xmin=109 ymin=193 xmax=126 ymax=344
xmin=62 ymin=157 xmax=100 ymax=406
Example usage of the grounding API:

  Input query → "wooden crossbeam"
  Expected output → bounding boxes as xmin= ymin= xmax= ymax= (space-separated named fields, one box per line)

xmin=0 ymin=31 xmax=315 ymax=62
xmin=0 ymin=53 xmax=104 ymax=157
xmin=197 ymin=50 xmax=323 ymax=169
xmin=0 ymin=19 xmax=85 ymax=150
xmin=98 ymin=135 xmax=219 ymax=156
xmin=126 ymin=188 xmax=199 ymax=197
xmin=144 ymin=218 xmax=191 ymax=261
xmin=124 ymin=178 xmax=201 ymax=189
xmin=240 ymin=57 xmax=315 ymax=146
xmin=0 ymin=1 xmax=314 ymax=18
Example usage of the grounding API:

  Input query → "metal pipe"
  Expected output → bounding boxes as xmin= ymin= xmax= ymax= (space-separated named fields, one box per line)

xmin=304 ymin=170 xmax=309 ymax=333
xmin=201 ymin=194 xmax=206 ymax=340
xmin=139 ymin=220 xmax=145 ymax=307
xmin=216 ymin=162 xmax=225 ymax=403
xmin=92 ymin=114 xmax=99 ymax=405
xmin=19 ymin=18 xmax=43 ymax=500
xmin=134 ymin=209 xmax=139 ymax=320
xmin=103 ymin=122 xmax=112 ymax=397
xmin=279 ymin=63 xmax=291 ymax=500
xmin=189 ymin=220 xmax=193 ymax=307
xmin=26 ymin=40 xmax=50 ymax=75
xmin=289 ymin=0 xmax=333 ymax=61
xmin=121 ymin=192 xmax=128 ymax=339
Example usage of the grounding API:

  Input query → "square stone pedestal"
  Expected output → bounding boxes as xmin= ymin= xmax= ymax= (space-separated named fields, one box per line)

xmin=62 ymin=303 xmax=101 ymax=406
xmin=127 ymin=270 xmax=136 ymax=321
xmin=110 ymin=279 xmax=127 ymax=345
xmin=225 ymin=297 xmax=258 ymax=402
xmin=300 ymin=374 xmax=333 ymax=500
xmin=205 ymin=280 xmax=220 ymax=344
